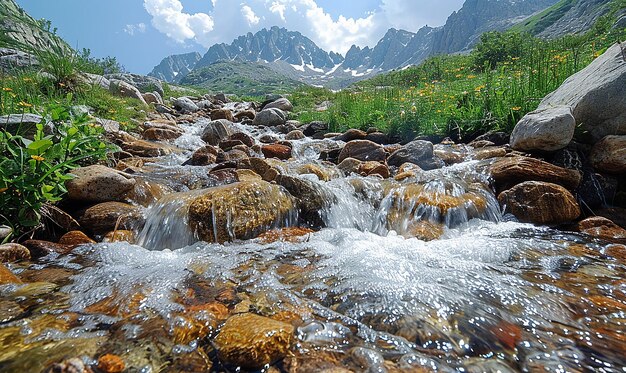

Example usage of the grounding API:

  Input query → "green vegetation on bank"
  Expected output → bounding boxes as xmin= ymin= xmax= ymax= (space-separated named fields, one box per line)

xmin=291 ymin=17 xmax=626 ymax=139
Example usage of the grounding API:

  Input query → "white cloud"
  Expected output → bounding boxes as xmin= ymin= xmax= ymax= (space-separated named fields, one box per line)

xmin=123 ymin=23 xmax=147 ymax=36
xmin=241 ymin=5 xmax=260 ymax=26
xmin=143 ymin=0 xmax=215 ymax=46
xmin=143 ymin=0 xmax=466 ymax=53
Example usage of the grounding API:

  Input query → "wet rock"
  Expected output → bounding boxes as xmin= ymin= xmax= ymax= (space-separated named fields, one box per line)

xmin=201 ymin=119 xmax=235 ymax=146
xmin=120 ymin=138 xmax=173 ymax=157
xmin=257 ymin=227 xmax=315 ymax=244
xmin=208 ymin=168 xmax=239 ymax=184
xmin=0 ymin=300 xmax=23 ymax=323
xmin=285 ymin=130 xmax=305 ymax=140
xmin=66 ymin=165 xmax=136 ymax=203
xmin=103 ymin=230 xmax=136 ymax=243
xmin=590 ymin=135 xmax=626 ymax=174
xmin=58 ymin=231 xmax=95 ymax=245
xmin=275 ymin=175 xmax=332 ymax=228
xmin=577 ymin=171 xmax=618 ymax=210
xmin=338 ymin=157 xmax=362 ymax=175
xmin=97 ymin=354 xmax=125 ymax=373
xmin=78 ymin=202 xmax=144 ymax=235
xmin=510 ymin=106 xmax=575 ymax=152
xmin=237 ymin=157 xmax=272 ymax=176
xmin=142 ymin=125 xmax=183 ymax=141
xmin=0 ymin=243 xmax=30 ymax=263
xmin=265 ymin=98 xmax=293 ymax=112
xmin=210 ymin=108 xmax=235 ymax=122
xmin=22 ymin=240 xmax=74 ymax=258
xmin=387 ymin=140 xmax=444 ymax=170
xmin=253 ymin=108 xmax=287 ymax=126
xmin=236 ymin=169 xmax=262 ymax=182
xmin=0 ymin=225 xmax=12 ymax=240
xmin=358 ymin=161 xmax=390 ymax=178
xmin=223 ymin=149 xmax=249 ymax=162
xmin=183 ymin=145 xmax=219 ymax=166
xmin=172 ymin=97 xmax=200 ymax=113
xmin=489 ymin=156 xmax=582 ymax=191
xmin=143 ymin=92 xmax=163 ymax=105
xmin=334 ymin=128 xmax=367 ymax=142
xmin=577 ymin=217 xmax=626 ymax=240
xmin=234 ymin=109 xmax=255 ymax=122
xmin=296 ymin=164 xmax=339 ymax=181
xmin=44 ymin=358 xmax=93 ymax=373
xmin=229 ymin=132 xmax=255 ymax=147
xmin=0 ymin=263 xmax=21 ymax=285
xmin=188 ymin=181 xmax=296 ymax=243
xmin=262 ymin=144 xmax=292 ymax=160
xmin=219 ymin=139 xmax=245 ymax=151
xmin=338 ymin=140 xmax=386 ymax=163
xmin=302 ymin=121 xmax=328 ymax=137
xmin=404 ymin=220 xmax=445 ymax=241
xmin=109 ymin=79 xmax=147 ymax=105
xmin=498 ymin=181 xmax=580 ymax=225
xmin=214 ymin=313 xmax=295 ymax=369
xmin=260 ymin=134 xmax=279 ymax=144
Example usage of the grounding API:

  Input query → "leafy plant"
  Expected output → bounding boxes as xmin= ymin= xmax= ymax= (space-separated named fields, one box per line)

xmin=0 ymin=103 xmax=117 ymax=239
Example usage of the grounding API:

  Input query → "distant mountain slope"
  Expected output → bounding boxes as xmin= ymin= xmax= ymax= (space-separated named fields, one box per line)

xmin=512 ymin=0 xmax=626 ymax=37
xmin=148 ymin=52 xmax=201 ymax=83
xmin=152 ymin=0 xmax=561 ymax=91
xmin=178 ymin=60 xmax=304 ymax=96
xmin=194 ymin=26 xmax=339 ymax=71
xmin=0 ymin=0 xmax=70 ymax=52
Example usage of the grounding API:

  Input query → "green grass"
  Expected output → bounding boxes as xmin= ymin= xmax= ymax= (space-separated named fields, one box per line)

xmin=291 ymin=20 xmax=626 ymax=140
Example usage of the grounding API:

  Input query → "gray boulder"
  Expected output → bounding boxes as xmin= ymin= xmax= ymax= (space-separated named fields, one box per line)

xmin=109 ymin=79 xmax=147 ymax=105
xmin=0 ymin=48 xmax=37 ymax=71
xmin=172 ymin=96 xmax=200 ymax=113
xmin=387 ymin=140 xmax=444 ymax=170
xmin=265 ymin=98 xmax=293 ymax=112
xmin=0 ymin=113 xmax=43 ymax=137
xmin=510 ymin=106 xmax=575 ymax=152
xmin=105 ymin=73 xmax=164 ymax=97
xmin=535 ymin=43 xmax=626 ymax=141
xmin=252 ymin=108 xmax=287 ymax=126
xmin=201 ymin=119 xmax=235 ymax=145
xmin=80 ymin=73 xmax=110 ymax=90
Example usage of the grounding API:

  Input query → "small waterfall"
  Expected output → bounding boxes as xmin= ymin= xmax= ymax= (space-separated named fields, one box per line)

xmin=136 ymin=190 xmax=206 ymax=250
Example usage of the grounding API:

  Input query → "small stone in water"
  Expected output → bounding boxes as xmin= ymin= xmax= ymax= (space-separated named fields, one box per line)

xmin=97 ymin=354 xmax=125 ymax=373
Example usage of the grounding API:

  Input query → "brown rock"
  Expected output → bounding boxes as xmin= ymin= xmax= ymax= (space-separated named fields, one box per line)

xmin=219 ymin=139 xmax=245 ymax=151
xmin=58 ymin=231 xmax=95 ymax=245
xmin=262 ymin=144 xmax=292 ymax=160
xmin=66 ymin=165 xmax=136 ymax=203
xmin=142 ymin=127 xmax=183 ymax=141
xmin=214 ymin=313 xmax=295 ymax=369
xmin=103 ymin=230 xmax=136 ymax=243
xmin=358 ymin=161 xmax=390 ymax=178
xmin=79 ymin=202 xmax=144 ymax=235
xmin=0 ymin=243 xmax=30 ymax=263
xmin=577 ymin=217 xmax=626 ymax=240
xmin=234 ymin=110 xmax=255 ymax=122
xmin=590 ymin=135 xmax=626 ymax=174
xmin=337 ymin=157 xmax=362 ymax=175
xmin=184 ymin=145 xmax=219 ymax=166
xmin=490 ymin=156 xmax=582 ymax=191
xmin=498 ymin=181 xmax=580 ymax=225
xmin=237 ymin=157 xmax=272 ymax=176
xmin=236 ymin=169 xmax=262 ymax=182
xmin=121 ymin=139 xmax=172 ymax=157
xmin=188 ymin=181 xmax=296 ymax=243
xmin=22 ymin=240 xmax=75 ymax=258
xmin=334 ymin=128 xmax=367 ymax=142
xmin=0 ymin=263 xmax=21 ymax=284
xmin=229 ymin=132 xmax=255 ymax=147
xmin=201 ymin=119 xmax=235 ymax=146
xmin=97 ymin=354 xmax=125 ymax=373
xmin=474 ymin=146 xmax=507 ymax=160
xmin=404 ymin=221 xmax=445 ymax=241
xmin=210 ymin=108 xmax=235 ymax=122
xmin=285 ymin=130 xmax=305 ymax=140
xmin=257 ymin=227 xmax=315 ymax=244
xmin=338 ymin=140 xmax=386 ymax=163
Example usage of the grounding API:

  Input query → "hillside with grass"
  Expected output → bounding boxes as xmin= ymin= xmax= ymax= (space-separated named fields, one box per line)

xmin=290 ymin=16 xmax=626 ymax=140
xmin=179 ymin=60 xmax=304 ymax=96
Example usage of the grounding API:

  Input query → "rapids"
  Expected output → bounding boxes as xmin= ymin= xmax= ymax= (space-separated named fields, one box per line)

xmin=1 ymin=116 xmax=625 ymax=372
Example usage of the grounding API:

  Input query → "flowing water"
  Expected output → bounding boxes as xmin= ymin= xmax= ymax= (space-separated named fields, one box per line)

xmin=1 ymin=116 xmax=625 ymax=372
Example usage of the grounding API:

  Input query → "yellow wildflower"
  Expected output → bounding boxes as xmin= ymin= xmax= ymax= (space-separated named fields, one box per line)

xmin=467 ymin=75 xmax=476 ymax=79
xmin=511 ymin=107 xmax=521 ymax=111
xmin=18 ymin=101 xmax=32 ymax=108
xmin=2 ymin=87 xmax=12 ymax=92
xmin=0 ymin=187 xmax=7 ymax=193
xmin=31 ymin=155 xmax=45 ymax=161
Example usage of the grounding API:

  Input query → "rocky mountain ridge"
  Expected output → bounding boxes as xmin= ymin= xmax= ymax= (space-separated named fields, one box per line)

xmin=148 ymin=52 xmax=201 ymax=83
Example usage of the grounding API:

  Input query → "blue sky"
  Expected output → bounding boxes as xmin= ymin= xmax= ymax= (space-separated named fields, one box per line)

xmin=15 ymin=0 xmax=464 ymax=74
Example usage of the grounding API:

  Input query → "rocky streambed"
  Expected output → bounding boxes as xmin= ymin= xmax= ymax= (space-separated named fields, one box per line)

xmin=1 ymin=46 xmax=626 ymax=373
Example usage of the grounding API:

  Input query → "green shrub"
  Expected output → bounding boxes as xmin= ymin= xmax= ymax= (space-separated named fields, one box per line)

xmin=0 ymin=103 xmax=117 ymax=239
